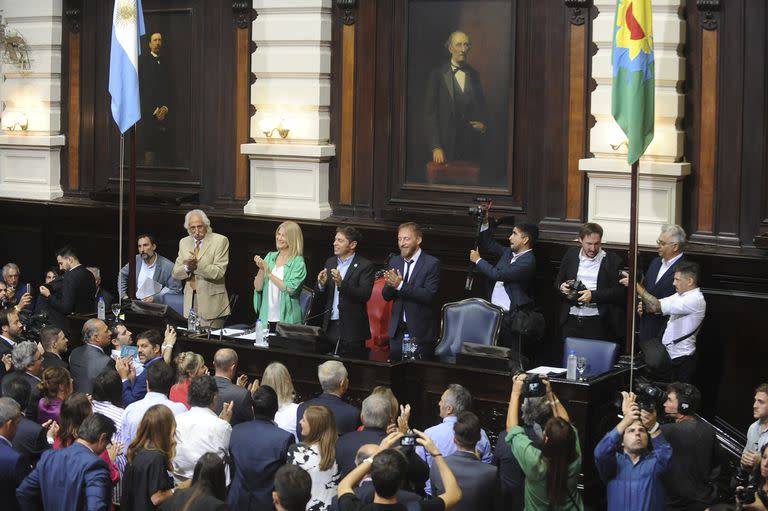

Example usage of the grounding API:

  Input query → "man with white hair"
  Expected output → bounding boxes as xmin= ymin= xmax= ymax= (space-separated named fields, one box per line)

xmin=295 ymin=360 xmax=360 ymax=441
xmin=1 ymin=263 xmax=33 ymax=311
xmin=3 ymin=342 xmax=43 ymax=422
xmin=172 ymin=209 xmax=230 ymax=327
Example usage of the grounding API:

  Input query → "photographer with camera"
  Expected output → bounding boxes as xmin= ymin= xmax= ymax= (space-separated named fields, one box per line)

xmin=506 ymin=373 xmax=583 ymax=511
xmin=556 ymin=222 xmax=625 ymax=344
xmin=594 ymin=391 xmax=672 ymax=511
xmin=735 ymin=444 xmax=768 ymax=510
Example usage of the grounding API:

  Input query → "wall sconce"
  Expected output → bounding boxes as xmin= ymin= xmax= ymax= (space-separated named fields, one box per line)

xmin=610 ymin=139 xmax=628 ymax=151
xmin=3 ymin=113 xmax=28 ymax=132
xmin=259 ymin=118 xmax=290 ymax=139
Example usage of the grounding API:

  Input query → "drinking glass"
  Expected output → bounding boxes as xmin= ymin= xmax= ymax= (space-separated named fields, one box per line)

xmin=576 ymin=357 xmax=587 ymax=381
xmin=111 ymin=303 xmax=121 ymax=319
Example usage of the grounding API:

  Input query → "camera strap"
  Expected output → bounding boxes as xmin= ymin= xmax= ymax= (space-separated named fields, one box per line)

xmin=664 ymin=323 xmax=702 ymax=345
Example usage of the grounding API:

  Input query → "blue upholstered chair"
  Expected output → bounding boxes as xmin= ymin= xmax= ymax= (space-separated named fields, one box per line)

xmin=434 ymin=298 xmax=504 ymax=360
xmin=299 ymin=285 xmax=314 ymax=322
xmin=157 ymin=292 xmax=184 ymax=316
xmin=562 ymin=337 xmax=619 ymax=378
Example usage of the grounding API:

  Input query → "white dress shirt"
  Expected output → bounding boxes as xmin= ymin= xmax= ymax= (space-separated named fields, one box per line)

xmin=396 ymin=248 xmax=422 ymax=324
xmin=569 ymin=249 xmax=605 ymax=317
xmin=173 ymin=406 xmax=232 ymax=483
xmin=660 ymin=287 xmax=706 ymax=359
xmin=119 ymin=392 xmax=187 ymax=454
xmin=274 ymin=402 xmax=300 ymax=440
xmin=489 ymin=249 xmax=532 ymax=312
xmin=656 ymin=253 xmax=684 ymax=283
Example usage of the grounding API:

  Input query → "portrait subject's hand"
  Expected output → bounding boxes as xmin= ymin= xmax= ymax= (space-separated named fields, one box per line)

xmin=432 ymin=148 xmax=445 ymax=164
xmin=619 ymin=271 xmax=629 ymax=287
xmin=469 ymin=120 xmax=486 ymax=133
xmin=155 ymin=106 xmax=169 ymax=121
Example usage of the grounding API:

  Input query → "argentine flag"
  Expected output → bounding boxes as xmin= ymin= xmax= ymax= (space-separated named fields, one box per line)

xmin=109 ymin=0 xmax=145 ymax=134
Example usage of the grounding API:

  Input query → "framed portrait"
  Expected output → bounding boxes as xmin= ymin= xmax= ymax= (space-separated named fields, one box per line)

xmin=403 ymin=0 xmax=514 ymax=190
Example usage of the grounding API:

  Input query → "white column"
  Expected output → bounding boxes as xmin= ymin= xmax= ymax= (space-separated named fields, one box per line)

xmin=242 ymin=0 xmax=335 ymax=220
xmin=0 ymin=0 xmax=65 ymax=200
xmin=579 ymin=0 xmax=689 ymax=245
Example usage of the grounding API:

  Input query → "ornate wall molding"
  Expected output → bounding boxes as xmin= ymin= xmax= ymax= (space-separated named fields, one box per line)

xmin=233 ymin=1 xmax=256 ymax=30
xmin=697 ymin=0 xmax=720 ymax=30
xmin=337 ymin=0 xmax=357 ymax=26
xmin=564 ymin=0 xmax=591 ymax=26
xmin=64 ymin=0 xmax=82 ymax=33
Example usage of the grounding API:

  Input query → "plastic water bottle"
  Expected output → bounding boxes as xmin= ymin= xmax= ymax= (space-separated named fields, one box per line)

xmin=254 ymin=319 xmax=264 ymax=346
xmin=188 ymin=308 xmax=199 ymax=333
xmin=402 ymin=333 xmax=412 ymax=360
xmin=566 ymin=350 xmax=577 ymax=380
xmin=97 ymin=296 xmax=106 ymax=320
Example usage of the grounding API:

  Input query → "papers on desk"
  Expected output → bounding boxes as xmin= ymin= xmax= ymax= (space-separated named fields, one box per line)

xmin=136 ymin=278 xmax=162 ymax=300
xmin=210 ymin=328 xmax=261 ymax=341
xmin=528 ymin=366 xmax=568 ymax=376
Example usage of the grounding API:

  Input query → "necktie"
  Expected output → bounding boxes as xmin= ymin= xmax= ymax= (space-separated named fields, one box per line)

xmin=190 ymin=240 xmax=201 ymax=290
xmin=403 ymin=260 xmax=413 ymax=284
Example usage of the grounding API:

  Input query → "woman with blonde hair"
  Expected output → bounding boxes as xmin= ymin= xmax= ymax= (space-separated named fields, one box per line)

xmin=121 ymin=404 xmax=181 ymax=510
xmin=253 ymin=221 xmax=307 ymax=331
xmin=261 ymin=361 xmax=300 ymax=437
xmin=37 ymin=366 xmax=72 ymax=424
xmin=288 ymin=405 xmax=339 ymax=510
xmin=169 ymin=351 xmax=207 ymax=409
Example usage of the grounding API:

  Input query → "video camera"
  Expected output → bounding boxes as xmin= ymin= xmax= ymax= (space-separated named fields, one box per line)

xmin=634 ymin=380 xmax=666 ymax=412
xmin=17 ymin=309 xmax=49 ymax=344
xmin=468 ymin=197 xmax=492 ymax=224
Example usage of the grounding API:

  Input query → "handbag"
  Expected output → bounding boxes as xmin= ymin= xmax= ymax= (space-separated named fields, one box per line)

xmin=638 ymin=324 xmax=701 ymax=372
xmin=507 ymin=303 xmax=546 ymax=341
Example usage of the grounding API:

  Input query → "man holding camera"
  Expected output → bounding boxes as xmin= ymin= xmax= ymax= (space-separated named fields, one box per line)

xmin=469 ymin=211 xmax=538 ymax=351
xmin=556 ymin=223 xmax=625 ymax=343
xmin=594 ymin=391 xmax=672 ymax=511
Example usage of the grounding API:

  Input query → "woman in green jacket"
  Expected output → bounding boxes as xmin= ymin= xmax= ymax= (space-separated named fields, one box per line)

xmin=506 ymin=374 xmax=584 ymax=511
xmin=253 ymin=221 xmax=307 ymax=330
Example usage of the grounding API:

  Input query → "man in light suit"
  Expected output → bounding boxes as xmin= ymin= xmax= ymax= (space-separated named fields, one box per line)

xmin=228 ymin=385 xmax=294 ymax=511
xmin=118 ymin=233 xmax=182 ymax=302
xmin=430 ymin=411 xmax=499 ymax=511
xmin=69 ymin=319 xmax=115 ymax=394
xmin=16 ymin=413 xmax=115 ymax=511
xmin=316 ymin=226 xmax=374 ymax=359
xmin=470 ymin=217 xmax=538 ymax=352
xmin=424 ymin=30 xmax=487 ymax=165
xmin=172 ymin=209 xmax=230 ymax=328
xmin=382 ymin=222 xmax=441 ymax=360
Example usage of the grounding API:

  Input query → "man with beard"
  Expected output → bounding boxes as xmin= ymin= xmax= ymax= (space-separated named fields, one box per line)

xmin=37 ymin=246 xmax=95 ymax=334
xmin=118 ymin=234 xmax=181 ymax=302
xmin=382 ymin=222 xmax=441 ymax=360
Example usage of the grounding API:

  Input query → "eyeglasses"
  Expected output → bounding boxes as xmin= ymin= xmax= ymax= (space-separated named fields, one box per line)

xmin=656 ymin=239 xmax=675 ymax=247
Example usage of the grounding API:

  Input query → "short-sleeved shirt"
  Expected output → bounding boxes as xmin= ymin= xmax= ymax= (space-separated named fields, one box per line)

xmin=338 ymin=492 xmax=445 ymax=511
xmin=121 ymin=448 xmax=174 ymax=511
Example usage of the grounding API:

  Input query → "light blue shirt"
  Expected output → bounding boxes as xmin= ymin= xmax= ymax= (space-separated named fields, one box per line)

xmin=416 ymin=415 xmax=493 ymax=495
xmin=331 ymin=255 xmax=354 ymax=320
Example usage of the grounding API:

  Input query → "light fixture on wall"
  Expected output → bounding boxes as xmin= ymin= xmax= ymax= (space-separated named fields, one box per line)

xmin=3 ymin=113 xmax=28 ymax=132
xmin=259 ymin=118 xmax=290 ymax=140
xmin=0 ymin=14 xmax=30 ymax=69
xmin=610 ymin=139 xmax=628 ymax=151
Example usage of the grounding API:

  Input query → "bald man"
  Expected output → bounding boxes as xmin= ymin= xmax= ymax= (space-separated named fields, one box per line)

xmin=212 ymin=348 xmax=254 ymax=426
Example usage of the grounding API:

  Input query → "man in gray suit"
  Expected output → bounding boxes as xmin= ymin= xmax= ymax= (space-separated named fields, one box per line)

xmin=69 ymin=319 xmax=115 ymax=394
xmin=212 ymin=348 xmax=254 ymax=427
xmin=430 ymin=411 xmax=499 ymax=511
xmin=118 ymin=234 xmax=181 ymax=302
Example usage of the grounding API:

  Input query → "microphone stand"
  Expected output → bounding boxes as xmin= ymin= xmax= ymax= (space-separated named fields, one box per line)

xmin=466 ymin=216 xmax=484 ymax=291
xmin=200 ymin=294 xmax=239 ymax=342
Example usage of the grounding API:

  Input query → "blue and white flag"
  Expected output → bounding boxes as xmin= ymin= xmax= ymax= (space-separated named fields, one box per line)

xmin=108 ymin=0 xmax=145 ymax=133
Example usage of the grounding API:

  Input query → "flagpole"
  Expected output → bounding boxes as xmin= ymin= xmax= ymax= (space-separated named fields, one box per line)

xmin=626 ymin=160 xmax=639 ymax=389
xmin=127 ymin=125 xmax=137 ymax=299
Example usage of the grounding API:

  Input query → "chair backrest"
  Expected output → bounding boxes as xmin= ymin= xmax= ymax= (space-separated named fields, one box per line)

xmin=562 ymin=337 xmax=619 ymax=377
xmin=365 ymin=277 xmax=393 ymax=349
xmin=299 ymin=285 xmax=314 ymax=322
xmin=157 ymin=293 xmax=184 ymax=316
xmin=434 ymin=298 xmax=504 ymax=359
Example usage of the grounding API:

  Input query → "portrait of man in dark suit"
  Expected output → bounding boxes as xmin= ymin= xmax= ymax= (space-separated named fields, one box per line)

xmin=138 ymin=31 xmax=171 ymax=166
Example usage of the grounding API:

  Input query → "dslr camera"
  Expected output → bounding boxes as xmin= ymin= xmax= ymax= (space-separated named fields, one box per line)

xmin=736 ymin=483 xmax=757 ymax=505
xmin=468 ymin=197 xmax=492 ymax=224
xmin=564 ymin=280 xmax=588 ymax=304
xmin=521 ymin=373 xmax=547 ymax=398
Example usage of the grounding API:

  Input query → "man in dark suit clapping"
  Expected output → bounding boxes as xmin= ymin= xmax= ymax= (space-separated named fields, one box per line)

xmin=316 ymin=226 xmax=374 ymax=359
xmin=383 ymin=222 xmax=441 ymax=360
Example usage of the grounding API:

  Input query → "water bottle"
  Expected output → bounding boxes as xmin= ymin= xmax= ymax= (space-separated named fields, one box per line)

xmin=566 ymin=350 xmax=577 ymax=380
xmin=97 ymin=296 xmax=106 ymax=320
xmin=402 ymin=333 xmax=412 ymax=360
xmin=188 ymin=308 xmax=199 ymax=333
xmin=254 ymin=319 xmax=264 ymax=346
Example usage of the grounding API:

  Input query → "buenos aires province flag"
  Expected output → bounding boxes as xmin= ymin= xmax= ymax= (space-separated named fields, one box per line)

xmin=612 ymin=0 xmax=654 ymax=164
xmin=109 ymin=0 xmax=145 ymax=134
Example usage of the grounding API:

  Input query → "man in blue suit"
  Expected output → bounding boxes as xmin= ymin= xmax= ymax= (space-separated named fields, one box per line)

xmin=16 ymin=413 xmax=114 ymax=511
xmin=118 ymin=234 xmax=182 ymax=301
xmin=0 ymin=397 xmax=30 ymax=511
xmin=229 ymin=385 xmax=295 ymax=511
xmin=470 ymin=219 xmax=538 ymax=352
xmin=382 ymin=222 xmax=441 ymax=360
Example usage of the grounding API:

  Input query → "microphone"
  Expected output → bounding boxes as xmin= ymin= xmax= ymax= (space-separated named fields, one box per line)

xmin=198 ymin=294 xmax=239 ymax=341
xmin=303 ymin=307 xmax=332 ymax=325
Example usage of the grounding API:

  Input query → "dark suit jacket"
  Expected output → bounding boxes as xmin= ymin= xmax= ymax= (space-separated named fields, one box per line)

xmin=335 ymin=427 xmax=387 ymax=478
xmin=0 ymin=337 xmax=13 ymax=382
xmin=317 ymin=254 xmax=374 ymax=342
xmin=424 ymin=61 xmax=486 ymax=161
xmin=69 ymin=344 xmax=115 ymax=394
xmin=213 ymin=376 xmax=253 ymax=426
xmin=638 ymin=255 xmax=686 ymax=341
xmin=295 ymin=393 xmax=360 ymax=442
xmin=160 ymin=488 xmax=228 ymax=511
xmin=41 ymin=351 xmax=67 ymax=372
xmin=46 ymin=266 xmax=96 ymax=329
xmin=122 ymin=356 xmax=161 ymax=406
xmin=330 ymin=481 xmax=422 ymax=511
xmin=0 ymin=438 xmax=31 ymax=511
xmin=3 ymin=373 xmax=41 ymax=423
xmin=11 ymin=417 xmax=50 ymax=466
xmin=382 ymin=252 xmax=441 ymax=344
xmin=227 ymin=418 xmax=294 ymax=511
xmin=430 ymin=450 xmax=499 ymax=511
xmin=16 ymin=442 xmax=111 ymax=511
xmin=555 ymin=247 xmax=625 ymax=340
xmin=476 ymin=229 xmax=536 ymax=310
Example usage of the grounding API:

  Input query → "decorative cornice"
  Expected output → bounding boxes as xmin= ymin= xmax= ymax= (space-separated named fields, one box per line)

xmin=564 ymin=0 xmax=591 ymax=26
xmin=337 ymin=0 xmax=357 ymax=26
xmin=697 ymin=0 xmax=720 ymax=31
xmin=233 ymin=1 xmax=257 ymax=30
xmin=64 ymin=0 xmax=82 ymax=34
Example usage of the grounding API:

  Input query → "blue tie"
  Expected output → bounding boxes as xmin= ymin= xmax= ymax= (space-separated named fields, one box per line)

xmin=403 ymin=260 xmax=414 ymax=284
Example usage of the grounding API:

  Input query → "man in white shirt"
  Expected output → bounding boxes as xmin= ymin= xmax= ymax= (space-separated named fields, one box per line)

xmin=637 ymin=261 xmax=706 ymax=382
xmin=173 ymin=375 xmax=232 ymax=483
